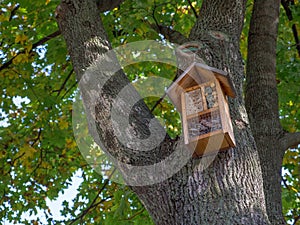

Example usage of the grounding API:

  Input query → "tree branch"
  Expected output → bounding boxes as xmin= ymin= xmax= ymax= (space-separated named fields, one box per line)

xmin=52 ymin=68 xmax=74 ymax=96
xmin=68 ymin=196 xmax=113 ymax=225
xmin=187 ymin=0 xmax=198 ymax=18
xmin=68 ymin=169 xmax=116 ymax=225
xmin=121 ymin=208 xmax=145 ymax=221
xmin=0 ymin=30 xmax=61 ymax=71
xmin=9 ymin=3 xmax=20 ymax=21
xmin=150 ymin=73 xmax=178 ymax=113
xmin=61 ymin=81 xmax=77 ymax=99
xmin=56 ymin=0 xmax=176 ymax=168
xmin=293 ymin=215 xmax=300 ymax=225
xmin=280 ymin=132 xmax=300 ymax=151
xmin=281 ymin=176 xmax=290 ymax=190
xmin=97 ymin=0 xmax=125 ymax=12
xmin=281 ymin=0 xmax=300 ymax=57
xmin=31 ymin=129 xmax=42 ymax=146
xmin=150 ymin=93 xmax=166 ymax=113
xmin=149 ymin=1 xmax=188 ymax=44
xmin=149 ymin=23 xmax=189 ymax=45
xmin=32 ymin=30 xmax=61 ymax=49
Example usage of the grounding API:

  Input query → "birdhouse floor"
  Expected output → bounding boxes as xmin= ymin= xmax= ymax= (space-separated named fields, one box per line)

xmin=188 ymin=130 xmax=235 ymax=157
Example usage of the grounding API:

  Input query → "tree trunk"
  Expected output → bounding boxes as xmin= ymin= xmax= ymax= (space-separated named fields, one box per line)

xmin=245 ymin=1 xmax=286 ymax=224
xmin=56 ymin=0 xmax=270 ymax=224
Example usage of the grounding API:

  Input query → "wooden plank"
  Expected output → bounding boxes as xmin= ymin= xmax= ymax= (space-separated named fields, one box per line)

xmin=186 ymin=107 xmax=219 ymax=120
xmin=194 ymin=62 xmax=228 ymax=76
xmin=216 ymin=81 xmax=227 ymax=131
xmin=181 ymin=92 xmax=190 ymax=145
xmin=201 ymin=85 xmax=208 ymax=111
xmin=189 ymin=129 xmax=224 ymax=143
xmin=214 ymin=74 xmax=236 ymax=98
xmin=223 ymin=95 xmax=235 ymax=146
xmin=166 ymin=63 xmax=216 ymax=112
xmin=166 ymin=63 xmax=197 ymax=94
xmin=224 ymin=132 xmax=235 ymax=148
xmin=215 ymin=81 xmax=236 ymax=147
xmin=189 ymin=132 xmax=233 ymax=157
xmin=194 ymin=62 xmax=236 ymax=98
xmin=166 ymin=62 xmax=236 ymax=115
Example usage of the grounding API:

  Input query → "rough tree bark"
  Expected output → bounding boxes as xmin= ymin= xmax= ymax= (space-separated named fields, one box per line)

xmin=245 ymin=0 xmax=298 ymax=224
xmin=56 ymin=0 xmax=272 ymax=224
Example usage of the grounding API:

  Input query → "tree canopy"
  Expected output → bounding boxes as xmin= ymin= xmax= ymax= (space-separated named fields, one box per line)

xmin=0 ymin=0 xmax=299 ymax=224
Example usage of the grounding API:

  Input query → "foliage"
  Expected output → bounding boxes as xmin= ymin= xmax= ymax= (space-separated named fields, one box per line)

xmin=277 ymin=3 xmax=300 ymax=223
xmin=0 ymin=0 xmax=299 ymax=224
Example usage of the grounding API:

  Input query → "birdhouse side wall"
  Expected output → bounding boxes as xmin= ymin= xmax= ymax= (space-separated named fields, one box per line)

xmin=181 ymin=92 xmax=190 ymax=145
xmin=215 ymin=81 xmax=236 ymax=146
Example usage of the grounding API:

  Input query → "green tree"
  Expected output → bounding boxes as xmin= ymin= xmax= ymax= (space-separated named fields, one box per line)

xmin=0 ymin=0 xmax=299 ymax=224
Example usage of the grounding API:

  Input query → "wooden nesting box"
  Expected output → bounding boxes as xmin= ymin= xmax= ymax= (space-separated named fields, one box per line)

xmin=166 ymin=62 xmax=236 ymax=157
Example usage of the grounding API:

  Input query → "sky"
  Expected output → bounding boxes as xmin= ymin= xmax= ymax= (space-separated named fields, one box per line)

xmin=0 ymin=95 xmax=84 ymax=224
xmin=3 ymin=170 xmax=83 ymax=224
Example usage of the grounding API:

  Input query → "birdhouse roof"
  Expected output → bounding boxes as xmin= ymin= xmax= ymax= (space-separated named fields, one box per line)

xmin=166 ymin=62 xmax=236 ymax=111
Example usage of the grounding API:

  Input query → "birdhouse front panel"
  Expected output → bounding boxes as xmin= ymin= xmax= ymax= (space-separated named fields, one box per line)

xmin=181 ymin=80 xmax=235 ymax=156
xmin=166 ymin=62 xmax=236 ymax=157
xmin=187 ymin=110 xmax=222 ymax=139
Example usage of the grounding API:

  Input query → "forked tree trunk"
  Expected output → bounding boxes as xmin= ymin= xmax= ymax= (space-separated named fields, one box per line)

xmin=56 ymin=0 xmax=271 ymax=224
xmin=246 ymin=1 xmax=286 ymax=224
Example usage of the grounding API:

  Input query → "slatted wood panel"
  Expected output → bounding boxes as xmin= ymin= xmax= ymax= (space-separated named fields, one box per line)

xmin=166 ymin=63 xmax=236 ymax=157
xmin=181 ymin=80 xmax=235 ymax=156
